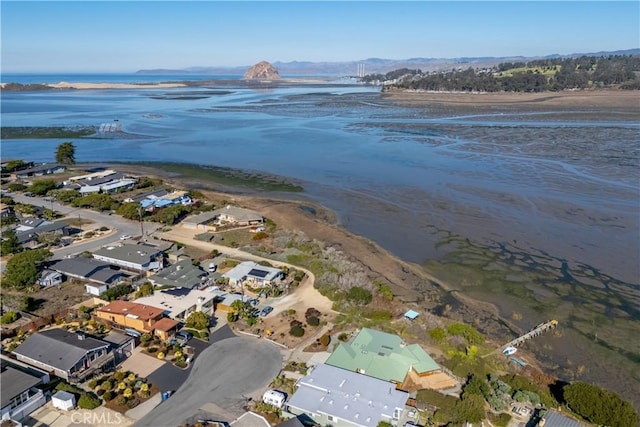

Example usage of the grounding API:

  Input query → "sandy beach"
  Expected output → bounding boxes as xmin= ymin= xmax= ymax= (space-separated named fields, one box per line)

xmin=48 ymin=81 xmax=187 ymax=89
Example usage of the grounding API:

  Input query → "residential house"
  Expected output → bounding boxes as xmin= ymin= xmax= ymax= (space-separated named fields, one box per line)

xmin=325 ymin=328 xmax=441 ymax=386
xmin=151 ymin=317 xmax=180 ymax=340
xmin=67 ymin=169 xmax=117 ymax=183
xmin=50 ymin=257 xmax=123 ymax=295
xmin=135 ymin=287 xmax=215 ymax=321
xmin=211 ymin=205 xmax=264 ymax=226
xmin=12 ymin=163 xmax=65 ymax=180
xmin=0 ymin=203 xmax=14 ymax=219
xmin=181 ymin=211 xmax=218 ymax=230
xmin=12 ymin=328 xmax=114 ymax=383
xmin=149 ymin=259 xmax=207 ymax=290
xmin=537 ymin=409 xmax=589 ymax=427
xmin=286 ymin=363 xmax=409 ymax=427
xmin=15 ymin=220 xmax=70 ymax=249
xmin=38 ymin=270 xmax=63 ymax=287
xmin=102 ymin=331 xmax=136 ymax=365
xmin=211 ymin=291 xmax=251 ymax=313
xmin=222 ymin=261 xmax=283 ymax=288
xmin=130 ymin=189 xmax=192 ymax=210
xmin=0 ymin=359 xmax=48 ymax=423
xmin=79 ymin=178 xmax=137 ymax=195
xmin=92 ymin=242 xmax=165 ymax=273
xmin=94 ymin=300 xmax=178 ymax=339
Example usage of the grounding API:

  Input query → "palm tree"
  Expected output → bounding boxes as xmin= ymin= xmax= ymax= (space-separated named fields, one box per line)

xmin=55 ymin=142 xmax=76 ymax=165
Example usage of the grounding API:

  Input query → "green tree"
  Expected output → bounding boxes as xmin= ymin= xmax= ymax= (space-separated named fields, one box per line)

xmin=1 ymin=229 xmax=22 ymax=255
xmin=49 ymin=189 xmax=81 ymax=203
xmin=563 ymin=382 xmax=639 ymax=427
xmin=135 ymin=282 xmax=154 ymax=298
xmin=55 ymin=142 xmax=76 ymax=165
xmin=185 ymin=311 xmax=210 ymax=330
xmin=453 ymin=394 xmax=486 ymax=423
xmin=429 ymin=327 xmax=446 ymax=342
xmin=29 ymin=179 xmax=57 ymax=196
xmin=102 ymin=284 xmax=133 ymax=301
xmin=117 ymin=202 xmax=143 ymax=220
xmin=2 ymin=160 xmax=25 ymax=173
xmin=2 ymin=249 xmax=52 ymax=290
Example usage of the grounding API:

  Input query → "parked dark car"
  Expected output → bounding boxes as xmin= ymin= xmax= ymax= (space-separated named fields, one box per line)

xmin=175 ymin=331 xmax=193 ymax=343
xmin=260 ymin=306 xmax=274 ymax=317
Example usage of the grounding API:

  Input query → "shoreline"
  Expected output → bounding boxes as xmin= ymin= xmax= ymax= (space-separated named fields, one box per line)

xmin=108 ymin=161 xmax=640 ymax=410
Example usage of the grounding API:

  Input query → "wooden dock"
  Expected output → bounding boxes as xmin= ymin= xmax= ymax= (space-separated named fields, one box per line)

xmin=484 ymin=320 xmax=558 ymax=358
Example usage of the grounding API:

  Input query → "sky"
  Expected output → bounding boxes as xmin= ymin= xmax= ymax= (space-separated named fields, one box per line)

xmin=1 ymin=1 xmax=639 ymax=73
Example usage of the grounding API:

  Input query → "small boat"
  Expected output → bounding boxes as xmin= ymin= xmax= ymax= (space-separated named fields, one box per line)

xmin=503 ymin=346 xmax=518 ymax=356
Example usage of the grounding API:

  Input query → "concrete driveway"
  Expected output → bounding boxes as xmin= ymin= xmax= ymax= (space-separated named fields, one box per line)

xmin=134 ymin=334 xmax=282 ymax=427
xmin=120 ymin=347 xmax=166 ymax=378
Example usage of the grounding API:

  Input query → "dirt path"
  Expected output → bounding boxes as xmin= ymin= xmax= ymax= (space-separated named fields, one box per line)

xmin=153 ymin=226 xmax=335 ymax=315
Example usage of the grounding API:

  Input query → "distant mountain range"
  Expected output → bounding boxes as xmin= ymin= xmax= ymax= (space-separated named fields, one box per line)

xmin=136 ymin=48 xmax=640 ymax=76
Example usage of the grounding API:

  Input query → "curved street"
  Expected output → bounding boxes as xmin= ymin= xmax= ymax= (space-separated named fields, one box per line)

xmin=134 ymin=334 xmax=282 ymax=427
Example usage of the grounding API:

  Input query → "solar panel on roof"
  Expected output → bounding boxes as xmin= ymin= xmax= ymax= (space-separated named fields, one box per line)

xmin=247 ymin=269 xmax=269 ymax=278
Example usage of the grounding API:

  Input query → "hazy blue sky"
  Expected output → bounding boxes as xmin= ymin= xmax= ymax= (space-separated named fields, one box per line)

xmin=2 ymin=1 xmax=638 ymax=73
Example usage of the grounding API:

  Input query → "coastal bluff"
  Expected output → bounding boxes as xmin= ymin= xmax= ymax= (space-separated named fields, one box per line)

xmin=243 ymin=61 xmax=281 ymax=80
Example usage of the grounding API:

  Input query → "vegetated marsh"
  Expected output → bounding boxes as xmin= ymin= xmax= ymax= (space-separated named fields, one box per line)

xmin=425 ymin=231 xmax=640 ymax=402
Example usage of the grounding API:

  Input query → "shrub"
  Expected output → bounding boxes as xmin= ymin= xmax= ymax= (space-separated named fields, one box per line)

xmin=102 ymin=391 xmax=113 ymax=401
xmin=338 ymin=332 xmax=349 ymax=341
xmin=305 ymin=307 xmax=321 ymax=319
xmin=346 ymin=286 xmax=373 ymax=305
xmin=101 ymin=380 xmax=113 ymax=391
xmin=0 ymin=311 xmax=21 ymax=324
xmin=320 ymin=334 xmax=331 ymax=347
xmin=126 ymin=398 xmax=140 ymax=409
xmin=113 ymin=371 xmax=126 ymax=381
xmin=88 ymin=379 xmax=98 ymax=389
xmin=157 ymin=352 xmax=165 ymax=359
xmin=115 ymin=395 xmax=127 ymax=406
xmin=147 ymin=346 xmax=158 ymax=354
xmin=96 ymin=389 xmax=105 ymax=396
xmin=253 ymin=231 xmax=268 ymax=240
xmin=78 ymin=393 xmax=101 ymax=410
xmin=290 ymin=319 xmax=303 ymax=328
xmin=290 ymin=325 xmax=305 ymax=337
xmin=306 ymin=316 xmax=320 ymax=326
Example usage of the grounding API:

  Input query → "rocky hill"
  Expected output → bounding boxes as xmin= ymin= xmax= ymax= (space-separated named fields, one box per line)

xmin=243 ymin=61 xmax=281 ymax=80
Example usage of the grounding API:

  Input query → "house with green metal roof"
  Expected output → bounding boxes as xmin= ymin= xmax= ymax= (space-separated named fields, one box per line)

xmin=325 ymin=328 xmax=441 ymax=385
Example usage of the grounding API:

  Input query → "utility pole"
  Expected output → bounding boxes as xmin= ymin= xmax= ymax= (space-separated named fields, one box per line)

xmin=139 ymin=206 xmax=145 ymax=240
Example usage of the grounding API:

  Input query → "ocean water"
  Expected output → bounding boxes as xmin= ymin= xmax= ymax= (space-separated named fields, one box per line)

xmin=1 ymin=73 xmax=241 ymax=84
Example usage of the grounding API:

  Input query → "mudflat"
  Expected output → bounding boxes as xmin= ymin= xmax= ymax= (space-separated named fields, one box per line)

xmin=383 ymin=89 xmax=640 ymax=112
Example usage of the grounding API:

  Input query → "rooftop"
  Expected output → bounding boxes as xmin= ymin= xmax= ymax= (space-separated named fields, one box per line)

xmin=325 ymin=328 xmax=440 ymax=383
xmin=97 ymin=300 xmax=165 ymax=321
xmin=134 ymin=287 xmax=215 ymax=319
xmin=51 ymin=257 xmax=121 ymax=284
xmin=222 ymin=261 xmax=281 ymax=283
xmin=12 ymin=329 xmax=110 ymax=372
xmin=15 ymin=163 xmax=64 ymax=175
xmin=0 ymin=365 xmax=43 ymax=408
xmin=153 ymin=317 xmax=180 ymax=332
xmin=212 ymin=205 xmax=263 ymax=222
xmin=150 ymin=259 xmax=206 ymax=289
xmin=287 ymin=363 xmax=408 ymax=427
xmin=93 ymin=242 xmax=165 ymax=264
xmin=183 ymin=210 xmax=219 ymax=225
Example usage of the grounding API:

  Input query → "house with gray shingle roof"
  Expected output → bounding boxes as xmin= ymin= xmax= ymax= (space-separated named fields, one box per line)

xmin=1 ymin=359 xmax=48 ymax=422
xmin=50 ymin=257 xmax=123 ymax=295
xmin=93 ymin=242 xmax=165 ymax=272
xmin=12 ymin=328 xmax=113 ymax=383
xmin=149 ymin=259 xmax=207 ymax=289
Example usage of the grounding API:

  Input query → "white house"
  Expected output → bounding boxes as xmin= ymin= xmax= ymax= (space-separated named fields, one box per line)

xmin=134 ymin=287 xmax=215 ymax=321
xmin=286 ymin=363 xmax=409 ymax=427
xmin=222 ymin=261 xmax=283 ymax=288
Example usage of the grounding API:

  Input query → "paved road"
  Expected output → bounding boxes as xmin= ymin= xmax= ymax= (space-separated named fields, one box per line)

xmin=8 ymin=193 xmax=160 ymax=259
xmin=135 ymin=334 xmax=282 ymax=427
